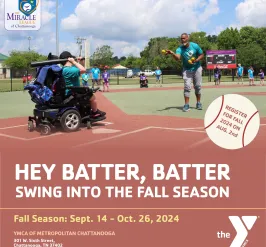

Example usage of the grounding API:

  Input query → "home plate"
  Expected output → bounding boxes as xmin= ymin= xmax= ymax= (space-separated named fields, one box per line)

xmin=92 ymin=128 xmax=121 ymax=134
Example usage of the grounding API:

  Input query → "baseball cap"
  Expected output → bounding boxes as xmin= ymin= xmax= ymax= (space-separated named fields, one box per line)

xmin=59 ymin=51 xmax=76 ymax=59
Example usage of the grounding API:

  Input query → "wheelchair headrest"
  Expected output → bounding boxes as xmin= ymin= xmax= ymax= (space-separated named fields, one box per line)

xmin=48 ymin=52 xmax=59 ymax=60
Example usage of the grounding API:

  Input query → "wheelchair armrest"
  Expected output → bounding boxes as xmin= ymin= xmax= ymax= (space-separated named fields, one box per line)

xmin=66 ymin=86 xmax=100 ymax=94
xmin=66 ymin=86 xmax=91 ymax=94
xmin=92 ymin=87 xmax=100 ymax=93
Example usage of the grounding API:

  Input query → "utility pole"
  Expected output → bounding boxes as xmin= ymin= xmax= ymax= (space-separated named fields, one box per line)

xmin=75 ymin=37 xmax=86 ymax=57
xmin=28 ymin=36 xmax=31 ymax=51
xmin=84 ymin=39 xmax=90 ymax=69
xmin=56 ymin=0 xmax=59 ymax=56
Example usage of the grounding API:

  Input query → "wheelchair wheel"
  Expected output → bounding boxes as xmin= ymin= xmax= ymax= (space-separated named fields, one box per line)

xmin=60 ymin=109 xmax=81 ymax=132
xmin=28 ymin=120 xmax=34 ymax=132
xmin=41 ymin=124 xmax=51 ymax=135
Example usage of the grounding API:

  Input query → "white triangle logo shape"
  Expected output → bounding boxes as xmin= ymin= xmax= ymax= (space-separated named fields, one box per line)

xmin=242 ymin=216 xmax=257 ymax=230
xmin=92 ymin=128 xmax=121 ymax=134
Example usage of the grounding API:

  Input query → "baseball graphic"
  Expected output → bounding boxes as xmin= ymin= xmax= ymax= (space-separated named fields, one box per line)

xmin=23 ymin=3 xmax=32 ymax=12
xmin=204 ymin=94 xmax=260 ymax=150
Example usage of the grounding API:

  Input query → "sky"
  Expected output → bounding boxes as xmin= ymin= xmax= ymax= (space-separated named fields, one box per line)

xmin=0 ymin=0 xmax=266 ymax=58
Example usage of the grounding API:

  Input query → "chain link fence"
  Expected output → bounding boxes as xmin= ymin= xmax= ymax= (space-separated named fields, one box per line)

xmin=0 ymin=67 xmax=37 ymax=92
xmin=1 ymin=67 xmax=265 ymax=92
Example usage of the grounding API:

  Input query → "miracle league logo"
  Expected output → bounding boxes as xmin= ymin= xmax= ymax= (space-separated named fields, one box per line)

xmin=5 ymin=0 xmax=41 ymax=30
xmin=19 ymin=0 xmax=38 ymax=16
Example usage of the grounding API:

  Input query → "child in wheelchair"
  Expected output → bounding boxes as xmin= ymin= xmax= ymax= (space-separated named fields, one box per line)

xmin=24 ymin=51 xmax=106 ymax=135
xmin=140 ymin=73 xmax=148 ymax=88
xmin=60 ymin=51 xmax=105 ymax=119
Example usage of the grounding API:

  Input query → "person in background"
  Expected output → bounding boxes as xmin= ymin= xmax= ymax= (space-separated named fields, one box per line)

xmin=236 ymin=64 xmax=244 ymax=84
xmin=214 ymin=71 xmax=219 ymax=85
xmin=258 ymin=69 xmax=264 ymax=86
xmin=81 ymin=72 xmax=89 ymax=87
xmin=218 ymin=68 xmax=221 ymax=84
xmin=248 ymin=66 xmax=255 ymax=86
xmin=155 ymin=67 xmax=162 ymax=87
xmin=214 ymin=66 xmax=221 ymax=85
xmin=79 ymin=57 xmax=89 ymax=87
xmin=140 ymin=73 xmax=148 ymax=88
xmin=91 ymin=64 xmax=101 ymax=90
xmin=102 ymin=69 xmax=110 ymax=92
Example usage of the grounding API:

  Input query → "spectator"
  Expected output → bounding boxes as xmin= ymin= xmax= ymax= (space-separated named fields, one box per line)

xmin=155 ymin=67 xmax=162 ymax=87
xmin=80 ymin=58 xmax=90 ymax=87
xmin=248 ymin=66 xmax=255 ymax=86
xmin=236 ymin=64 xmax=244 ymax=84
xmin=214 ymin=66 xmax=221 ymax=85
xmin=258 ymin=69 xmax=264 ymax=86
xmin=91 ymin=64 xmax=101 ymax=90
xmin=102 ymin=69 xmax=110 ymax=92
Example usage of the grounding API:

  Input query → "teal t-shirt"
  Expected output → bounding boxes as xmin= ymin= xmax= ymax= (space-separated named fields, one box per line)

xmin=91 ymin=68 xmax=100 ymax=79
xmin=176 ymin=42 xmax=203 ymax=71
xmin=155 ymin=69 xmax=162 ymax=75
xmin=248 ymin=69 xmax=254 ymax=78
xmin=82 ymin=73 xmax=89 ymax=83
xmin=237 ymin=66 xmax=243 ymax=75
xmin=62 ymin=66 xmax=80 ymax=95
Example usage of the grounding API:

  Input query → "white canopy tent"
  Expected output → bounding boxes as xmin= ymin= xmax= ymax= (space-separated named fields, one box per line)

xmin=112 ymin=64 xmax=128 ymax=69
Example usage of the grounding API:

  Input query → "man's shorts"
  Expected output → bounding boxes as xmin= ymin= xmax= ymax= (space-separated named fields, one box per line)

xmin=92 ymin=79 xmax=100 ymax=84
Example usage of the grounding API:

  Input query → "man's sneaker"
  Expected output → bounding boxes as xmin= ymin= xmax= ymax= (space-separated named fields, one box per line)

xmin=196 ymin=102 xmax=202 ymax=110
xmin=183 ymin=104 xmax=190 ymax=112
xmin=90 ymin=109 xmax=106 ymax=119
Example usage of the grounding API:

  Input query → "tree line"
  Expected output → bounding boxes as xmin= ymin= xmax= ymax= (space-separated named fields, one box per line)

xmin=3 ymin=26 xmax=266 ymax=71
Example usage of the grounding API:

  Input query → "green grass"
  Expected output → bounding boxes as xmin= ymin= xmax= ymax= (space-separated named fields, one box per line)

xmin=0 ymin=83 xmax=265 ymax=119
xmin=104 ymin=85 xmax=266 ymax=119
xmin=0 ymin=79 xmax=24 ymax=92
xmin=111 ymin=75 xmax=233 ymax=85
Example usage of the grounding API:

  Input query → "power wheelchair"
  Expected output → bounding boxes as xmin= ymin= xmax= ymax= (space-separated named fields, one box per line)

xmin=24 ymin=58 xmax=106 ymax=135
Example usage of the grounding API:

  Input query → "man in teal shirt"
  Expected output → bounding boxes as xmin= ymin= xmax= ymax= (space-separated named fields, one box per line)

xmin=167 ymin=33 xmax=204 ymax=112
xmin=91 ymin=64 xmax=101 ymax=89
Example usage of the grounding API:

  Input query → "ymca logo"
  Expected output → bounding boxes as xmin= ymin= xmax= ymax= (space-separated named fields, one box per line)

xmin=217 ymin=216 xmax=258 ymax=247
xmin=229 ymin=216 xmax=257 ymax=247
